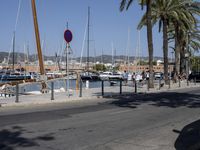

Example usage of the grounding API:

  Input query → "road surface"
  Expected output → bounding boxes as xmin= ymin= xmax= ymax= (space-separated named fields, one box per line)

xmin=0 ymin=87 xmax=200 ymax=150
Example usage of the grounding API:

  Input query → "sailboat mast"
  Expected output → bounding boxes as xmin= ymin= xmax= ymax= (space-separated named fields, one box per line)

xmin=127 ymin=28 xmax=130 ymax=73
xmin=12 ymin=31 xmax=15 ymax=71
xmin=31 ymin=0 xmax=45 ymax=76
xmin=87 ymin=7 xmax=90 ymax=71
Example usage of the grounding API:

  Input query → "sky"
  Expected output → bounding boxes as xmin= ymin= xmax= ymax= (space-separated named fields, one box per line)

xmin=0 ymin=0 xmax=167 ymax=58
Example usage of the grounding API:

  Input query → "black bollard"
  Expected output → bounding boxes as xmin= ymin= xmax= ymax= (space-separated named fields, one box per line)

xmin=195 ymin=77 xmax=196 ymax=85
xmin=51 ymin=82 xmax=54 ymax=100
xmin=179 ymin=78 xmax=181 ymax=87
xmin=120 ymin=80 xmax=122 ymax=95
xmin=135 ymin=81 xmax=137 ymax=93
xmin=147 ymin=80 xmax=149 ymax=91
xmin=15 ymin=83 xmax=19 ymax=103
xmin=101 ymin=80 xmax=104 ymax=96
xmin=79 ymin=78 xmax=82 ymax=97
xmin=159 ymin=78 xmax=161 ymax=90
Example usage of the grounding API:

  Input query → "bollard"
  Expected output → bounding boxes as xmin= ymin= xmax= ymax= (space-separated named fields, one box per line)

xmin=79 ymin=78 xmax=82 ymax=97
xmin=101 ymin=80 xmax=104 ymax=96
xmin=51 ymin=82 xmax=54 ymax=100
xmin=15 ymin=83 xmax=19 ymax=103
xmin=135 ymin=81 xmax=137 ymax=93
xmin=179 ymin=78 xmax=181 ymax=87
xmin=86 ymin=80 xmax=89 ymax=89
xmin=195 ymin=77 xmax=196 ymax=85
xmin=120 ymin=80 xmax=122 ymax=95
xmin=168 ymin=79 xmax=171 ymax=89
xmin=76 ymin=73 xmax=80 ymax=91
xmin=159 ymin=78 xmax=161 ymax=90
xmin=187 ymin=78 xmax=189 ymax=86
xmin=147 ymin=80 xmax=149 ymax=91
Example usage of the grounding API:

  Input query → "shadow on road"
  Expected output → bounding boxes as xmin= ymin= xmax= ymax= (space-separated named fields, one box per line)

xmin=0 ymin=126 xmax=55 ymax=150
xmin=100 ymin=91 xmax=200 ymax=109
xmin=174 ymin=119 xmax=200 ymax=150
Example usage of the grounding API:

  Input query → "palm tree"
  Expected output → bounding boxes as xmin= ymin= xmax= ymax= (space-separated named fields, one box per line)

xmin=120 ymin=0 xmax=155 ymax=88
xmin=138 ymin=0 xmax=199 ymax=84
xmin=174 ymin=1 xmax=200 ymax=75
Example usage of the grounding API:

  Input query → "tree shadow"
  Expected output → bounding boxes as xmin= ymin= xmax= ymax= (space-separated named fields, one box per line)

xmin=0 ymin=126 xmax=55 ymax=150
xmin=174 ymin=119 xmax=200 ymax=150
xmin=98 ymin=91 xmax=200 ymax=109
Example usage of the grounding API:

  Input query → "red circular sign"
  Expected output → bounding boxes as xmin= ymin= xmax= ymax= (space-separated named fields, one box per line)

xmin=64 ymin=29 xmax=73 ymax=43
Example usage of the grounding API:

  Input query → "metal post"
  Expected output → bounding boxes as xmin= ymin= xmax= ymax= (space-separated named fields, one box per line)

xmin=79 ymin=78 xmax=82 ymax=97
xmin=168 ymin=79 xmax=170 ymax=89
xmin=120 ymin=80 xmax=122 ymax=95
xmin=101 ymin=80 xmax=104 ymax=96
xmin=135 ymin=81 xmax=137 ymax=93
xmin=159 ymin=78 xmax=161 ymax=90
xmin=15 ymin=83 xmax=19 ymax=103
xmin=147 ymin=80 xmax=149 ymax=91
xmin=76 ymin=72 xmax=79 ymax=91
xmin=195 ymin=77 xmax=196 ymax=85
xmin=51 ymin=82 xmax=54 ymax=100
xmin=179 ymin=77 xmax=181 ymax=87
xmin=186 ymin=57 xmax=189 ymax=86
xmin=66 ymin=43 xmax=70 ymax=97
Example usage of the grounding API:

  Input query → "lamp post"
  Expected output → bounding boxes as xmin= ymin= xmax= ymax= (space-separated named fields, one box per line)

xmin=171 ymin=51 xmax=174 ymax=80
xmin=185 ymin=52 xmax=189 ymax=86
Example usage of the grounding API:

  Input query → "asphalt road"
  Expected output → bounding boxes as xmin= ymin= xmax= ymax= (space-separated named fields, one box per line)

xmin=1 ymin=87 xmax=200 ymax=150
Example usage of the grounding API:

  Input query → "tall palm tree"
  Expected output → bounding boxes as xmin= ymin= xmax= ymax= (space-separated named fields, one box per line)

xmin=138 ymin=0 xmax=199 ymax=84
xmin=175 ymin=1 xmax=200 ymax=75
xmin=120 ymin=0 xmax=155 ymax=88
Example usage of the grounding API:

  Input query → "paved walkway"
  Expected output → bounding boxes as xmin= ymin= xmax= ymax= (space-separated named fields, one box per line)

xmin=0 ymin=80 xmax=199 ymax=107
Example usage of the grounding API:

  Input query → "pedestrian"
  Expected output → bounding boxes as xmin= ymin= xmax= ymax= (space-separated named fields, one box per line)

xmin=123 ymin=70 xmax=128 ymax=85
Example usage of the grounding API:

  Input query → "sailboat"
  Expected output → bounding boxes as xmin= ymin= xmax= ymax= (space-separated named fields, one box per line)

xmin=0 ymin=0 xmax=32 ymax=82
xmin=80 ymin=7 xmax=100 ymax=81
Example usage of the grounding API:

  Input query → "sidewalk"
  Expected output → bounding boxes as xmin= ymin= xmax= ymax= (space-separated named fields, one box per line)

xmin=0 ymin=80 xmax=199 ymax=107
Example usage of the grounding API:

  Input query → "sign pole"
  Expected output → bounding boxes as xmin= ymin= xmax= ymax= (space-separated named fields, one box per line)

xmin=67 ymin=43 xmax=70 ymax=97
xmin=64 ymin=29 xmax=73 ymax=98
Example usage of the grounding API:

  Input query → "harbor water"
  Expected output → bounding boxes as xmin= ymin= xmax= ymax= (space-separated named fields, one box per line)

xmin=2 ymin=79 xmax=120 ymax=94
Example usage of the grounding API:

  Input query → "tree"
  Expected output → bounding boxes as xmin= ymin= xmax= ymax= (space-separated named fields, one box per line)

xmin=93 ymin=64 xmax=107 ymax=71
xmin=120 ymin=0 xmax=154 ymax=88
xmin=174 ymin=1 xmax=200 ymax=75
xmin=138 ymin=0 xmax=200 ymax=83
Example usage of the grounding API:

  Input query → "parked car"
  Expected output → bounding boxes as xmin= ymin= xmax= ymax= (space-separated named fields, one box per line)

xmin=154 ymin=72 xmax=163 ymax=80
xmin=188 ymin=72 xmax=200 ymax=82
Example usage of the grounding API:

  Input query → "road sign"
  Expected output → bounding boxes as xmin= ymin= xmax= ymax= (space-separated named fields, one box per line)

xmin=64 ymin=29 xmax=73 ymax=43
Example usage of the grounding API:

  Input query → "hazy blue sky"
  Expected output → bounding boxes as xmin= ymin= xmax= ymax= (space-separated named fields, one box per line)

xmin=0 ymin=0 xmax=167 ymax=58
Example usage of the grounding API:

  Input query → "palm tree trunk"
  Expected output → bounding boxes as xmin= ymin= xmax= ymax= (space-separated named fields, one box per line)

xmin=163 ymin=18 xmax=169 ymax=84
xmin=174 ymin=23 xmax=180 ymax=81
xmin=180 ymin=44 xmax=186 ymax=74
xmin=146 ymin=0 xmax=154 ymax=88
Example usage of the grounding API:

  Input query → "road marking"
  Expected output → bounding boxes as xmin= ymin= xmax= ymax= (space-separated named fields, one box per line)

xmin=109 ymin=109 xmax=132 ymax=115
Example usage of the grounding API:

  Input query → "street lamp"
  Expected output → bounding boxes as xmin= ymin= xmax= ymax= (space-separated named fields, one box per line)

xmin=185 ymin=52 xmax=190 ymax=86
xmin=171 ymin=51 xmax=174 ymax=79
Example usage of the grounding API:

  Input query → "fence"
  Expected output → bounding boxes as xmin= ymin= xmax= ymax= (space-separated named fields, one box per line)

xmin=0 ymin=77 xmax=200 ymax=104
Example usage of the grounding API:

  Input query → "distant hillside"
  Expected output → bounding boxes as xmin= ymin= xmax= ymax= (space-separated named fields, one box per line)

xmin=0 ymin=52 xmax=163 ymax=64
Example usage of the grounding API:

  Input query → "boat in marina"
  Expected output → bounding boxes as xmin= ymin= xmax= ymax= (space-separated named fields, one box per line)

xmin=99 ymin=71 xmax=123 ymax=81
xmin=80 ymin=72 xmax=100 ymax=81
xmin=0 ymin=68 xmax=31 ymax=82
xmin=80 ymin=7 xmax=100 ymax=82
